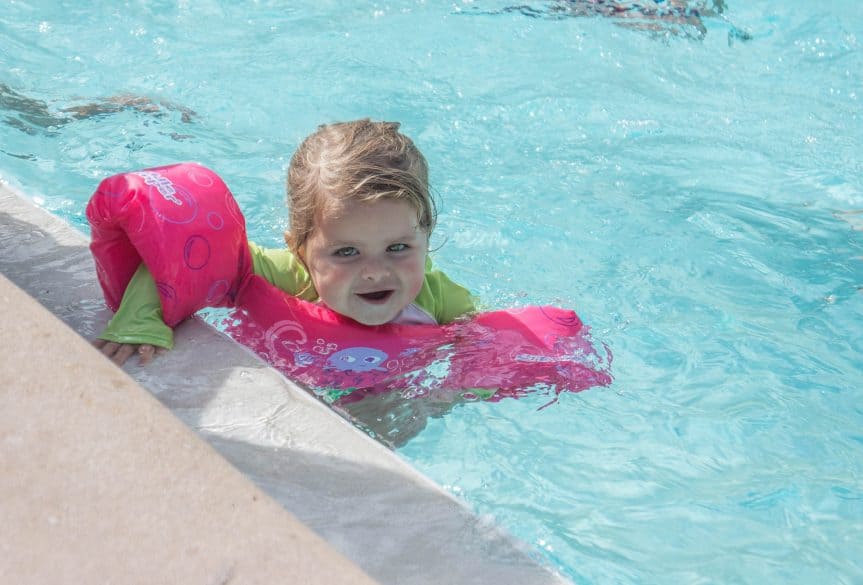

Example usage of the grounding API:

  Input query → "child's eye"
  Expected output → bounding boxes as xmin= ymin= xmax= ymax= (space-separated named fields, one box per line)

xmin=387 ymin=243 xmax=408 ymax=252
xmin=333 ymin=246 xmax=359 ymax=257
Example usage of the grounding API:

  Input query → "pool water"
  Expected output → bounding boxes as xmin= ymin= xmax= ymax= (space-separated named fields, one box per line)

xmin=2 ymin=1 xmax=861 ymax=582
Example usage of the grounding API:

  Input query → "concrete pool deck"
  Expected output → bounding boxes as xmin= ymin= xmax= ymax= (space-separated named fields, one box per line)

xmin=0 ymin=181 xmax=571 ymax=585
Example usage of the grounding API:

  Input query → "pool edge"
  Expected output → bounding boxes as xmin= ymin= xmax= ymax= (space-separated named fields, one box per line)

xmin=0 ymin=179 xmax=572 ymax=585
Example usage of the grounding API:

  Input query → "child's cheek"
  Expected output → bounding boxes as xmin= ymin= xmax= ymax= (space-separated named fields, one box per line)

xmin=408 ymin=256 xmax=426 ymax=297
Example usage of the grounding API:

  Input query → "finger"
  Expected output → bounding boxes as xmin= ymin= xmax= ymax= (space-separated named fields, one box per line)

xmin=110 ymin=344 xmax=137 ymax=366
xmin=92 ymin=338 xmax=108 ymax=350
xmin=96 ymin=341 xmax=121 ymax=357
xmin=137 ymin=344 xmax=156 ymax=365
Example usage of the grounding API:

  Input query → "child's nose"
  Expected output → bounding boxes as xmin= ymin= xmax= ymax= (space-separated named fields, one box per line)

xmin=361 ymin=259 xmax=389 ymax=281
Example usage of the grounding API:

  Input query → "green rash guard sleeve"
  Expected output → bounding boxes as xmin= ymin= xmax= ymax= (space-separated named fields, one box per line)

xmin=97 ymin=263 xmax=175 ymax=349
xmin=247 ymin=242 xmax=318 ymax=302
xmin=413 ymin=257 xmax=477 ymax=324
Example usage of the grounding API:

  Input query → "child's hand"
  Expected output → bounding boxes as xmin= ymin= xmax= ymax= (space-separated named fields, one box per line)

xmin=92 ymin=339 xmax=165 ymax=366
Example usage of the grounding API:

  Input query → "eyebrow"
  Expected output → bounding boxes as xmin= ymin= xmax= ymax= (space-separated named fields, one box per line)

xmin=326 ymin=232 xmax=422 ymax=247
xmin=389 ymin=230 xmax=424 ymax=242
xmin=328 ymin=224 xmax=424 ymax=244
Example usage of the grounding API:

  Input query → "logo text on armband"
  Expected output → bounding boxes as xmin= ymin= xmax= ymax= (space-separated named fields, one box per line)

xmin=134 ymin=171 xmax=182 ymax=206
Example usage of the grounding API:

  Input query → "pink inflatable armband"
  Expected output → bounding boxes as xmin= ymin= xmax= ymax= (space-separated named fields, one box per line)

xmin=87 ymin=163 xmax=251 ymax=326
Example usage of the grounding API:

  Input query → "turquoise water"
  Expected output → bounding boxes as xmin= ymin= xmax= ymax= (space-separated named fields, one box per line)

xmin=2 ymin=1 xmax=862 ymax=582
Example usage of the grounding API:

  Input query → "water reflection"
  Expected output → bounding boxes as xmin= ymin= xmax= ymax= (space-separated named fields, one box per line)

xmin=468 ymin=0 xmax=752 ymax=41
xmin=0 ymin=82 xmax=195 ymax=136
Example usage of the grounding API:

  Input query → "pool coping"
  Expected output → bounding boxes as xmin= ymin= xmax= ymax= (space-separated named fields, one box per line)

xmin=0 ymin=179 xmax=571 ymax=585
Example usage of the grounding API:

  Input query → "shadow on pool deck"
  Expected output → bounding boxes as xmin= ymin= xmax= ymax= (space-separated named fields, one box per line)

xmin=0 ymin=180 xmax=571 ymax=585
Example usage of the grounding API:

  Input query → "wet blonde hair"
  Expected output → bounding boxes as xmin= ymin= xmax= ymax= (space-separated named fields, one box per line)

xmin=285 ymin=118 xmax=435 ymax=256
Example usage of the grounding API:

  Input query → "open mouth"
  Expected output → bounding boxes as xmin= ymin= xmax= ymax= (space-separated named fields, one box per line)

xmin=356 ymin=290 xmax=394 ymax=303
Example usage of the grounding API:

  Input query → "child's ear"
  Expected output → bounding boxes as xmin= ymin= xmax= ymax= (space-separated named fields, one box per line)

xmin=283 ymin=230 xmax=291 ymax=247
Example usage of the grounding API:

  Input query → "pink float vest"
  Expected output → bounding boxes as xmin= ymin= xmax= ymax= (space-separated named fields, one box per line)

xmin=87 ymin=163 xmax=612 ymax=403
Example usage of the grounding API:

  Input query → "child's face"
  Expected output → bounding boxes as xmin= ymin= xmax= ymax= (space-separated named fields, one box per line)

xmin=301 ymin=198 xmax=428 ymax=325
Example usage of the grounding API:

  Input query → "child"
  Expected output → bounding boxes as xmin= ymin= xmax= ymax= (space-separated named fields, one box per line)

xmin=93 ymin=119 xmax=476 ymax=365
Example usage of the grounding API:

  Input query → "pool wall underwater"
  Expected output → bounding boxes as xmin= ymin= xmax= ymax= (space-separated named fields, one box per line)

xmin=0 ymin=181 xmax=572 ymax=584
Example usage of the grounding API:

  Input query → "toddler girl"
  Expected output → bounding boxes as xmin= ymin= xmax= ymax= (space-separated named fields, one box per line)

xmin=94 ymin=119 xmax=476 ymax=365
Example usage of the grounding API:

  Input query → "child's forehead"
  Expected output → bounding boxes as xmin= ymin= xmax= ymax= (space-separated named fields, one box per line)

xmin=316 ymin=193 xmax=421 ymax=222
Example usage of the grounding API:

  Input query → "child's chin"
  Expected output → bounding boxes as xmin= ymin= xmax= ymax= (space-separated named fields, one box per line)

xmin=353 ymin=314 xmax=394 ymax=326
xmin=350 ymin=307 xmax=400 ymax=326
